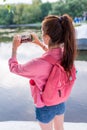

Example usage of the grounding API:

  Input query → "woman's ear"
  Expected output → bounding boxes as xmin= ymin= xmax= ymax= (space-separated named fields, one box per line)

xmin=45 ymin=35 xmax=50 ymax=45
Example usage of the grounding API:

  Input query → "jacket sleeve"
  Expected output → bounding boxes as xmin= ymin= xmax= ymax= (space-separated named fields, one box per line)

xmin=8 ymin=57 xmax=39 ymax=79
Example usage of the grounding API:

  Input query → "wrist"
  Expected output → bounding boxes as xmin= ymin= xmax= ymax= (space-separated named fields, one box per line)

xmin=12 ymin=47 xmax=17 ymax=58
xmin=12 ymin=46 xmax=17 ymax=51
xmin=40 ymin=44 xmax=48 ymax=51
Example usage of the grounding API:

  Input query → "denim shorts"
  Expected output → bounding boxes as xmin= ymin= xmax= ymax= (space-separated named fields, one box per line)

xmin=35 ymin=102 xmax=65 ymax=123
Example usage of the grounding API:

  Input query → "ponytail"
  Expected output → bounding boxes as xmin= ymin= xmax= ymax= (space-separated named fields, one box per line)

xmin=60 ymin=14 xmax=77 ymax=72
xmin=42 ymin=14 xmax=77 ymax=72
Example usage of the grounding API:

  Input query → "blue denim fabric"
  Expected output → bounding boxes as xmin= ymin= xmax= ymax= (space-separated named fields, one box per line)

xmin=35 ymin=102 xmax=65 ymax=123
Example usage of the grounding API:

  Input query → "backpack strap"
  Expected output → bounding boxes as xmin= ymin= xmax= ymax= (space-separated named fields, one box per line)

xmin=41 ymin=55 xmax=64 ymax=71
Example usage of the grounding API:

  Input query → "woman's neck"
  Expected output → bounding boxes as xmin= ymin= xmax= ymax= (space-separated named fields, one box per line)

xmin=49 ymin=43 xmax=64 ymax=50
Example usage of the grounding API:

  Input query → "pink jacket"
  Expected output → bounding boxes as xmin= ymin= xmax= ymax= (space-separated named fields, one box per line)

xmin=8 ymin=48 xmax=63 ymax=107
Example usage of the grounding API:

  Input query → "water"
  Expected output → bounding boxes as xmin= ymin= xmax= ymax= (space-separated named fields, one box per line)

xmin=0 ymin=43 xmax=87 ymax=122
xmin=0 ymin=42 xmax=43 ymax=121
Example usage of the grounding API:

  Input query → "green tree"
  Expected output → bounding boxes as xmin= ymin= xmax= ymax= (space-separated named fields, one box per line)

xmin=51 ymin=0 xmax=87 ymax=18
xmin=32 ymin=0 xmax=42 ymax=5
xmin=23 ymin=5 xmax=42 ymax=23
xmin=13 ymin=4 xmax=42 ymax=24
xmin=51 ymin=1 xmax=68 ymax=16
xmin=13 ymin=4 xmax=25 ymax=24
xmin=40 ymin=2 xmax=52 ymax=20
xmin=0 ymin=5 xmax=14 ymax=25
xmin=66 ymin=0 xmax=87 ymax=17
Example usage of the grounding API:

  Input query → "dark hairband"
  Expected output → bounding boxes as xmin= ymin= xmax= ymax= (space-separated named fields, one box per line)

xmin=59 ymin=17 xmax=62 ymax=22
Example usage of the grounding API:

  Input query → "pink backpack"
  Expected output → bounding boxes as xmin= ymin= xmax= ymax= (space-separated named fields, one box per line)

xmin=41 ymin=55 xmax=76 ymax=106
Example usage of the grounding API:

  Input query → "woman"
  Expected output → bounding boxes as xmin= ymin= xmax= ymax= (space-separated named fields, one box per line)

xmin=8 ymin=14 xmax=77 ymax=130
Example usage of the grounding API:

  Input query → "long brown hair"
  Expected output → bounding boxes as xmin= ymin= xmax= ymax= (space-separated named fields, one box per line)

xmin=42 ymin=14 xmax=77 ymax=72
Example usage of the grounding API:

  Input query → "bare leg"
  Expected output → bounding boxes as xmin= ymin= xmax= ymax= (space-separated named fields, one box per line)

xmin=53 ymin=114 xmax=64 ymax=130
xmin=39 ymin=120 xmax=53 ymax=130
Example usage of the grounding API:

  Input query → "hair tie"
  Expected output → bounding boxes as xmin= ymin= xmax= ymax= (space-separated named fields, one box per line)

xmin=59 ymin=17 xmax=62 ymax=22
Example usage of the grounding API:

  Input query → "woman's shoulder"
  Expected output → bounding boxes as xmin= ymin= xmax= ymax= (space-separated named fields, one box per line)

xmin=32 ymin=56 xmax=51 ymax=66
xmin=29 ymin=47 xmax=63 ymax=68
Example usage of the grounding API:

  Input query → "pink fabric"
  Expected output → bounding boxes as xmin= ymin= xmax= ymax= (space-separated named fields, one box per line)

xmin=41 ymin=55 xmax=76 ymax=106
xmin=8 ymin=48 xmax=63 ymax=107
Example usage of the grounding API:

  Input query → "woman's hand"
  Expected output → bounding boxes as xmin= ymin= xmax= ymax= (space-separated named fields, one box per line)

xmin=12 ymin=35 xmax=21 ymax=58
xmin=31 ymin=33 xmax=48 ymax=51
xmin=31 ymin=33 xmax=41 ymax=46
xmin=12 ymin=35 xmax=21 ymax=50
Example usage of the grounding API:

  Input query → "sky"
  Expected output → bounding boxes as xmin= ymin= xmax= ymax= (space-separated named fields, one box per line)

xmin=0 ymin=0 xmax=58 ymax=4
